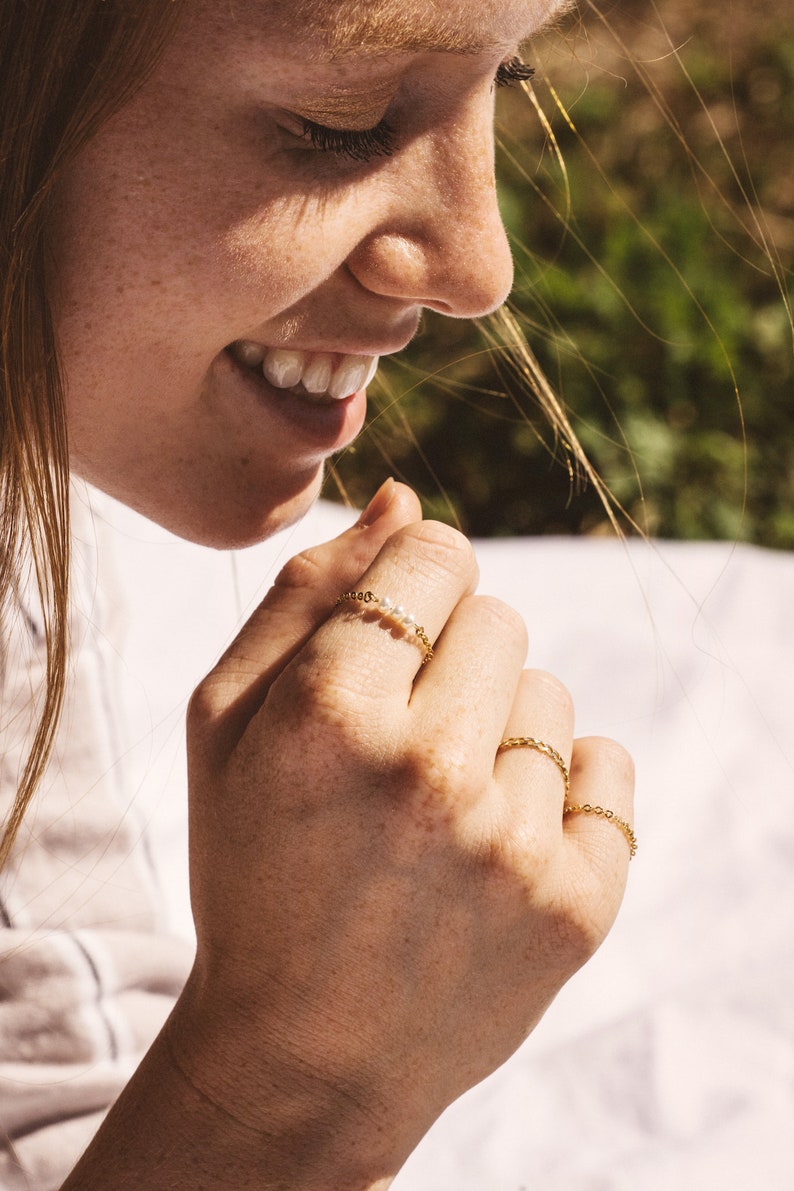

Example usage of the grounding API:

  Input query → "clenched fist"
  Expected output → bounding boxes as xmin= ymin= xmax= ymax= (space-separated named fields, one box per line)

xmin=66 ymin=481 xmax=633 ymax=1190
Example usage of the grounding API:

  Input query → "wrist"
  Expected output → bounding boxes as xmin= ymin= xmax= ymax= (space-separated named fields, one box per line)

xmin=163 ymin=961 xmax=416 ymax=1191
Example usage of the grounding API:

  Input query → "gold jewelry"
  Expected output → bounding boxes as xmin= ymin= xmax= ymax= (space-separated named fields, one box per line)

xmin=336 ymin=591 xmax=434 ymax=665
xmin=563 ymin=803 xmax=638 ymax=859
xmin=497 ymin=737 xmax=570 ymax=796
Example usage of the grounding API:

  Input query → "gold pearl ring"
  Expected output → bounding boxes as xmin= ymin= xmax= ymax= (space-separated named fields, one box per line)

xmin=336 ymin=591 xmax=434 ymax=665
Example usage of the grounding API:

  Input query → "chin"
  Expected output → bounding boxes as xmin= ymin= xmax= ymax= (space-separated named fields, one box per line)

xmin=166 ymin=482 xmax=324 ymax=550
xmin=194 ymin=492 xmax=320 ymax=550
xmin=80 ymin=463 xmax=325 ymax=551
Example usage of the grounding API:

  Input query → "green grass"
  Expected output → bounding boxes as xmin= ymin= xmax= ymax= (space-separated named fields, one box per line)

xmin=326 ymin=2 xmax=793 ymax=545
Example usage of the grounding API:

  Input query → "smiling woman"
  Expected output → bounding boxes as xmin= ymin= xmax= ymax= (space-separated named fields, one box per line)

xmin=0 ymin=1 xmax=635 ymax=1187
xmin=49 ymin=0 xmax=541 ymax=547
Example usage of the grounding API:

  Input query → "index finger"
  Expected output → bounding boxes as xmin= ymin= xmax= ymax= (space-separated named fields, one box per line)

xmin=191 ymin=481 xmax=422 ymax=748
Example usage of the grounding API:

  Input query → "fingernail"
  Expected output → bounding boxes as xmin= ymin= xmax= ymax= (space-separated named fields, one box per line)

xmin=357 ymin=477 xmax=396 ymax=527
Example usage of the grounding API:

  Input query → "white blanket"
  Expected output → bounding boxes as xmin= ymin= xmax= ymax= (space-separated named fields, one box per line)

xmin=20 ymin=485 xmax=794 ymax=1188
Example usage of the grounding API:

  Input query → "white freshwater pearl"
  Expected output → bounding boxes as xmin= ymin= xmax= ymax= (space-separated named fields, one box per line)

xmin=391 ymin=605 xmax=406 ymax=622
xmin=402 ymin=613 xmax=416 ymax=628
xmin=378 ymin=596 xmax=393 ymax=613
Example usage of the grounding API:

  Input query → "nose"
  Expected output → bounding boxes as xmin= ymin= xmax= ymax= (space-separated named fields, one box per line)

xmin=347 ymin=110 xmax=514 ymax=320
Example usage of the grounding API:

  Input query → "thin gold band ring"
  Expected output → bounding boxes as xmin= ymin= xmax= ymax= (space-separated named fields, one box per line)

xmin=564 ymin=803 xmax=638 ymax=859
xmin=497 ymin=736 xmax=570 ymax=796
xmin=498 ymin=738 xmax=637 ymax=857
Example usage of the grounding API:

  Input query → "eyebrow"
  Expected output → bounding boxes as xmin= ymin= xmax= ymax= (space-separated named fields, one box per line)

xmin=271 ymin=0 xmax=575 ymax=60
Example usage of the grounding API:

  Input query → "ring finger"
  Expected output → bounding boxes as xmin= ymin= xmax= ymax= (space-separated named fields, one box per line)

xmin=495 ymin=668 xmax=574 ymax=834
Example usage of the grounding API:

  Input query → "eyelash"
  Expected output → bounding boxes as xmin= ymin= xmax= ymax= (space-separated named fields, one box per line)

xmin=299 ymin=118 xmax=396 ymax=163
xmin=298 ymin=57 xmax=535 ymax=163
xmin=495 ymin=57 xmax=536 ymax=88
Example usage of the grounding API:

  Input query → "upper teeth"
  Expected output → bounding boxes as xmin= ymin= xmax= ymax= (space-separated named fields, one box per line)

xmin=231 ymin=341 xmax=379 ymax=401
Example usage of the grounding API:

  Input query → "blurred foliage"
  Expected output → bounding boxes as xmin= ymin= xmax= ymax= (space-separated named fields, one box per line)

xmin=325 ymin=0 xmax=794 ymax=543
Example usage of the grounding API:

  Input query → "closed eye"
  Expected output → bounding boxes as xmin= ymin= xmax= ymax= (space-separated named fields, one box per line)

xmin=299 ymin=118 xmax=396 ymax=162
xmin=295 ymin=57 xmax=536 ymax=163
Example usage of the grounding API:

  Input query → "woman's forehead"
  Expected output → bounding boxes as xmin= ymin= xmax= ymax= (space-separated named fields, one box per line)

xmin=218 ymin=0 xmax=570 ymax=57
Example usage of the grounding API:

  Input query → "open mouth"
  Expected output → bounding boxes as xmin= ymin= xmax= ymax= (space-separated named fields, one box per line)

xmin=228 ymin=339 xmax=379 ymax=405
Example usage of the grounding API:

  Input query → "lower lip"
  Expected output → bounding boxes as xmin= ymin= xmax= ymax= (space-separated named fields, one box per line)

xmin=218 ymin=349 xmax=368 ymax=453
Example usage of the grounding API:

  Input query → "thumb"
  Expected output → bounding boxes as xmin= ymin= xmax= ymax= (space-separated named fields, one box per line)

xmin=190 ymin=479 xmax=422 ymax=748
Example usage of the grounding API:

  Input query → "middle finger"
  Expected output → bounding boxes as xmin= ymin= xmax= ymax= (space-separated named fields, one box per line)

xmin=494 ymin=668 xmax=575 ymax=832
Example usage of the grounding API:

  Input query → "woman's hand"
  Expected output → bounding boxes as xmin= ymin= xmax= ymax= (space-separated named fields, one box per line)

xmin=174 ymin=479 xmax=634 ymax=1186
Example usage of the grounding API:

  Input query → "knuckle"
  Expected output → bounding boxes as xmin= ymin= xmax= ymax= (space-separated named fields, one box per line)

xmin=273 ymin=654 xmax=374 ymax=738
xmin=275 ymin=652 xmax=336 ymax=708
xmin=271 ymin=546 xmax=327 ymax=594
xmin=393 ymin=520 xmax=478 ymax=586
xmin=575 ymin=736 xmax=635 ymax=788
xmin=466 ymin=594 xmax=528 ymax=650
xmin=604 ymin=738 xmax=635 ymax=786
xmin=543 ymin=881 xmax=614 ymax=970
xmin=554 ymin=903 xmax=606 ymax=967
xmin=186 ymin=672 xmax=237 ymax=758
xmin=526 ymin=669 xmax=574 ymax=720
xmin=187 ymin=673 xmax=222 ymax=727
xmin=407 ymin=737 xmax=477 ymax=804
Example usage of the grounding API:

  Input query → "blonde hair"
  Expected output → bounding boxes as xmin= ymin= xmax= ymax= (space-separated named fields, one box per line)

xmin=0 ymin=0 xmax=185 ymax=867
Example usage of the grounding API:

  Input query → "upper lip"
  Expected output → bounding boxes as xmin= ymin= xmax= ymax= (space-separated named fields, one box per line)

xmin=230 ymin=338 xmax=411 ymax=359
xmin=229 ymin=322 xmax=421 ymax=362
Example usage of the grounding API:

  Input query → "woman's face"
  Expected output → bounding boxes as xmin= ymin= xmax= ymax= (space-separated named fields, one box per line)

xmin=51 ymin=0 xmax=565 ymax=546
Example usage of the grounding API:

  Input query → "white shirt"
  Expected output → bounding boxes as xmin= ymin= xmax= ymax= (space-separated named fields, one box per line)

xmin=1 ymin=482 xmax=792 ymax=1188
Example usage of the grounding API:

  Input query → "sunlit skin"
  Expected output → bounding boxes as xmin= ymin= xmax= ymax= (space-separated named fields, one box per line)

xmin=50 ymin=0 xmax=570 ymax=547
xmin=45 ymin=6 xmax=636 ymax=1188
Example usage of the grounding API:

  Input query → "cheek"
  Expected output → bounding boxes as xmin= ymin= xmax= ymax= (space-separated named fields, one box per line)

xmin=51 ymin=153 xmax=211 ymax=361
xmin=59 ymin=176 xmax=359 ymax=359
xmin=221 ymin=190 xmax=363 ymax=316
xmin=51 ymin=93 xmax=372 ymax=381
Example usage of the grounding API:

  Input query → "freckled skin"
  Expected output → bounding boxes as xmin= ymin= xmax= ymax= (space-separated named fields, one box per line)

xmin=48 ymin=0 xmax=564 ymax=547
xmin=55 ymin=8 xmax=633 ymax=1186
